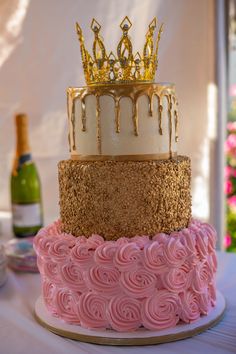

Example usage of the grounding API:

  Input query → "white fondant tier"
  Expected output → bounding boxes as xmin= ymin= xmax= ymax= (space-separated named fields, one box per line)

xmin=67 ymin=83 xmax=178 ymax=158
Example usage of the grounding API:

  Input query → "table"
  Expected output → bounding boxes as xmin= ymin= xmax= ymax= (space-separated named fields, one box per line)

xmin=0 ymin=215 xmax=236 ymax=353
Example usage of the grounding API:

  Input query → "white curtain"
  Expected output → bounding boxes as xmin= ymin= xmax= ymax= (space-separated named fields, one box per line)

xmin=0 ymin=0 xmax=216 ymax=228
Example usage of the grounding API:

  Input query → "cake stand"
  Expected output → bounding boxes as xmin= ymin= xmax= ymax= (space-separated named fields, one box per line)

xmin=34 ymin=291 xmax=226 ymax=346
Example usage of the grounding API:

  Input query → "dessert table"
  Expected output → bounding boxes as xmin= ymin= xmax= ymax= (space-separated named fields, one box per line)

xmin=0 ymin=213 xmax=235 ymax=354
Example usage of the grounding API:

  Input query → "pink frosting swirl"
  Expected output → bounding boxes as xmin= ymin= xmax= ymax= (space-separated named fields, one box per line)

xmin=78 ymin=292 xmax=108 ymax=329
xmin=179 ymin=290 xmax=200 ymax=323
xmin=75 ymin=236 xmax=87 ymax=245
xmin=70 ymin=243 xmax=95 ymax=269
xmin=43 ymin=260 xmax=62 ymax=284
xmin=108 ymin=295 xmax=141 ymax=331
xmin=48 ymin=239 xmax=71 ymax=262
xmin=198 ymin=292 xmax=211 ymax=315
xmin=54 ymin=288 xmax=80 ymax=324
xmin=208 ymin=281 xmax=217 ymax=306
xmin=114 ymin=243 xmax=140 ymax=272
xmin=42 ymin=280 xmax=58 ymax=315
xmin=43 ymin=220 xmax=76 ymax=246
xmin=195 ymin=229 xmax=209 ymax=259
xmin=94 ymin=242 xmax=118 ymax=266
xmin=116 ymin=237 xmax=130 ymax=246
xmin=60 ymin=261 xmax=88 ymax=292
xmin=120 ymin=269 xmax=156 ymax=298
xmin=34 ymin=234 xmax=56 ymax=257
xmin=44 ymin=220 xmax=62 ymax=236
xmin=143 ymin=241 xmax=169 ymax=274
xmin=141 ymin=290 xmax=180 ymax=330
xmin=180 ymin=228 xmax=197 ymax=254
xmin=202 ymin=223 xmax=217 ymax=252
xmin=163 ymin=236 xmax=190 ymax=268
xmin=87 ymin=234 xmax=104 ymax=249
xmin=156 ymin=275 xmax=165 ymax=290
xmin=153 ymin=233 xmax=169 ymax=244
xmin=130 ymin=236 xmax=150 ymax=249
xmin=192 ymin=259 xmax=213 ymax=293
xmin=161 ymin=267 xmax=191 ymax=293
xmin=208 ymin=252 xmax=217 ymax=273
xmin=86 ymin=266 xmax=120 ymax=295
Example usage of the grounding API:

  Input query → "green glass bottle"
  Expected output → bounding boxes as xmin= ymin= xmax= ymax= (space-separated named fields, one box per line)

xmin=11 ymin=114 xmax=43 ymax=237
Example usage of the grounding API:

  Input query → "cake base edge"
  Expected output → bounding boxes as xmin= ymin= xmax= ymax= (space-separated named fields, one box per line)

xmin=34 ymin=291 xmax=225 ymax=346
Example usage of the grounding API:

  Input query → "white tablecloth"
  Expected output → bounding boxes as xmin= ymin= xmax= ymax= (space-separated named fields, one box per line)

xmin=0 ymin=215 xmax=235 ymax=354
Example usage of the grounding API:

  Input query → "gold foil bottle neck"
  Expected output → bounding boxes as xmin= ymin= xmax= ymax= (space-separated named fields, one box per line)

xmin=15 ymin=113 xmax=31 ymax=156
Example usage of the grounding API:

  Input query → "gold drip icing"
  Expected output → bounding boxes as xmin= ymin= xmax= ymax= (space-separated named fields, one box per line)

xmin=67 ymin=83 xmax=178 ymax=155
xmin=71 ymin=99 xmax=76 ymax=151
xmin=115 ymin=98 xmax=120 ymax=133
xmin=166 ymin=94 xmax=173 ymax=158
xmin=81 ymin=97 xmax=87 ymax=131
xmin=96 ymin=95 xmax=102 ymax=154
xmin=66 ymin=94 xmax=71 ymax=152
xmin=174 ymin=109 xmax=179 ymax=142
xmin=68 ymin=133 xmax=71 ymax=152
xmin=132 ymin=100 xmax=138 ymax=136
xmin=158 ymin=96 xmax=163 ymax=135
xmin=148 ymin=95 xmax=153 ymax=116
xmin=172 ymin=96 xmax=179 ymax=143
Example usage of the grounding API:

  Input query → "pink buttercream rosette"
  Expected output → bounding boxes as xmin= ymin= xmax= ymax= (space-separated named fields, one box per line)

xmin=34 ymin=218 xmax=217 ymax=331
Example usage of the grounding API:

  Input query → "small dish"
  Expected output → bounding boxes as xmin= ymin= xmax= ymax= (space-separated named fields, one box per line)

xmin=0 ymin=245 xmax=7 ymax=286
xmin=5 ymin=237 xmax=38 ymax=272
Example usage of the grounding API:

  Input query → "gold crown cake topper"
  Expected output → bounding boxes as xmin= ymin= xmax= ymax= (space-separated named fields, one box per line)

xmin=76 ymin=16 xmax=163 ymax=85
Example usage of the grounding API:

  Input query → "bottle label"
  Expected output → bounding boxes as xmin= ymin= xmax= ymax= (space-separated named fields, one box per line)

xmin=12 ymin=203 xmax=42 ymax=227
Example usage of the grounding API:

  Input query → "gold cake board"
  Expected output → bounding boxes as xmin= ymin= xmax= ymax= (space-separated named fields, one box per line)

xmin=34 ymin=291 xmax=226 ymax=346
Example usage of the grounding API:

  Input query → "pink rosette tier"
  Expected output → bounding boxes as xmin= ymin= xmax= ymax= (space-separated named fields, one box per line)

xmin=34 ymin=218 xmax=217 ymax=332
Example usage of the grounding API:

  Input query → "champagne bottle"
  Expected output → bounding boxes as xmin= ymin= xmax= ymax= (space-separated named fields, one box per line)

xmin=11 ymin=113 xmax=43 ymax=237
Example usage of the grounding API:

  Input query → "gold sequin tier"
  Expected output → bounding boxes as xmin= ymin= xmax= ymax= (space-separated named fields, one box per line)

xmin=58 ymin=156 xmax=191 ymax=240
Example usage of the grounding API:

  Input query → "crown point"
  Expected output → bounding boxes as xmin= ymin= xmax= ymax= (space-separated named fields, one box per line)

xmin=91 ymin=19 xmax=101 ymax=33
xmin=134 ymin=52 xmax=141 ymax=64
xmin=120 ymin=16 xmax=132 ymax=31
xmin=149 ymin=18 xmax=157 ymax=30
xmin=76 ymin=22 xmax=82 ymax=36
xmin=108 ymin=51 xmax=116 ymax=64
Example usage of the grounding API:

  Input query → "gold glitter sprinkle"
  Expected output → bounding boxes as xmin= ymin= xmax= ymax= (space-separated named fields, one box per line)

xmin=58 ymin=156 xmax=191 ymax=240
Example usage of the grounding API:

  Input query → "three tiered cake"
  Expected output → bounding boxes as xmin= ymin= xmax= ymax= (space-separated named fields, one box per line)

xmin=34 ymin=17 xmax=217 ymax=333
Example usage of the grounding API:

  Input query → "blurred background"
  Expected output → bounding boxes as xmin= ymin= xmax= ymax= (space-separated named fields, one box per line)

xmin=0 ymin=0 xmax=234 ymax=250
